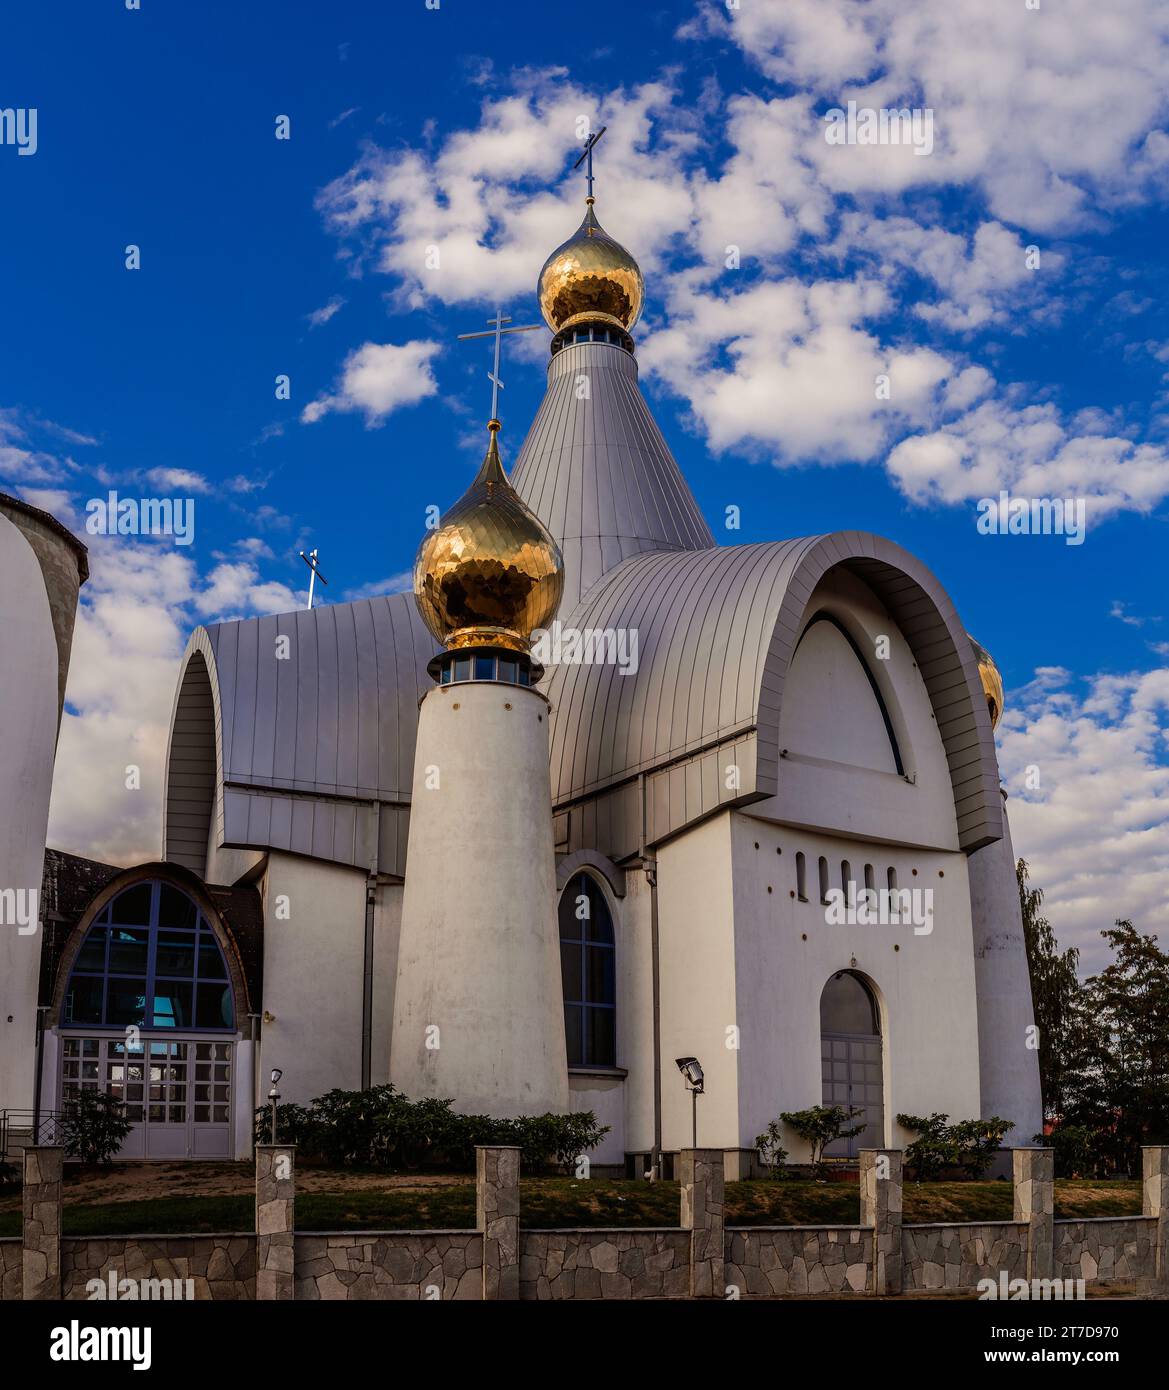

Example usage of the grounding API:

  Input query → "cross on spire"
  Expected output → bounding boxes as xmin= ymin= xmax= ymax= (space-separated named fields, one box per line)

xmin=298 ymin=547 xmax=328 ymax=610
xmin=573 ymin=125 xmax=607 ymax=201
xmin=457 ymin=308 xmax=542 ymax=425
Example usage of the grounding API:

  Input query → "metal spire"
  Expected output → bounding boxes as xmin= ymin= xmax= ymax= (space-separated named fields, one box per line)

xmin=298 ymin=547 xmax=328 ymax=609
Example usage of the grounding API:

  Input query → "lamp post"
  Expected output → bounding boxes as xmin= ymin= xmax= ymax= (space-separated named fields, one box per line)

xmin=675 ymin=1057 xmax=704 ymax=1149
xmin=268 ymin=1068 xmax=282 ymax=1145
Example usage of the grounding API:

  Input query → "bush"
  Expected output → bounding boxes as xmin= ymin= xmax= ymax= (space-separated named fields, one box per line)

xmin=898 ymin=1112 xmax=1013 ymax=1180
xmin=1041 ymin=1124 xmax=1099 ymax=1179
xmin=253 ymin=1085 xmax=609 ymax=1174
xmin=60 ymin=1089 xmax=133 ymax=1167
xmin=777 ymin=1105 xmax=864 ymax=1172
xmin=753 ymin=1120 xmax=789 ymax=1176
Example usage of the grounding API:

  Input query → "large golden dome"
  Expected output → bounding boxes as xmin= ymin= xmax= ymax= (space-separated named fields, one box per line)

xmin=538 ymin=199 xmax=644 ymax=335
xmin=414 ymin=422 xmax=564 ymax=654
xmin=968 ymin=634 xmax=1004 ymax=729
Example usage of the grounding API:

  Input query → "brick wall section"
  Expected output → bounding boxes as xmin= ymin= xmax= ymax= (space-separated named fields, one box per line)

xmin=477 ymin=1146 xmax=520 ymax=1300
xmin=726 ymin=1227 xmax=871 ymax=1296
xmin=1144 ymin=1146 xmax=1169 ymax=1287
xmin=519 ymin=1230 xmax=690 ymax=1299
xmin=295 ymin=1232 xmax=482 ymax=1299
xmin=902 ymin=1221 xmax=1027 ymax=1291
xmin=680 ymin=1148 xmax=724 ymax=1296
xmin=22 ymin=1146 xmax=62 ymax=1300
xmin=1053 ymin=1218 xmax=1157 ymax=1284
xmin=0 ymin=1240 xmax=21 ymax=1300
xmin=61 ymin=1236 xmax=255 ymax=1299
xmin=860 ymin=1148 xmax=902 ymax=1293
xmin=1014 ymin=1147 xmax=1054 ymax=1281
xmin=255 ymin=1144 xmax=295 ymax=1300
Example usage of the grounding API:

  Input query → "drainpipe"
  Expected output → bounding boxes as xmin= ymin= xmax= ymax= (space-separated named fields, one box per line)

xmin=32 ymin=1005 xmax=49 ymax=1136
xmin=639 ymin=772 xmax=662 ymax=1179
xmin=246 ymin=1013 xmax=260 ymax=1157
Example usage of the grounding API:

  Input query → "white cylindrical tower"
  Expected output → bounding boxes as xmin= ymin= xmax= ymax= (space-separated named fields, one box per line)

xmin=390 ymin=420 xmax=569 ymax=1116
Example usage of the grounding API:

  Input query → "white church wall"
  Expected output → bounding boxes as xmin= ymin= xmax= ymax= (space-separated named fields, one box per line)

xmin=617 ymin=865 xmax=656 ymax=1155
xmin=762 ymin=569 xmax=960 ymax=852
xmin=370 ymin=879 xmax=403 ymax=1088
xmin=0 ymin=511 xmax=62 ymax=1113
xmin=568 ymin=1074 xmax=625 ymax=1166
xmin=257 ymin=849 xmax=368 ymax=1106
xmin=657 ymin=815 xmax=740 ymax=1153
xmin=202 ymin=812 xmax=265 ymax=889
xmin=729 ymin=813 xmax=983 ymax=1158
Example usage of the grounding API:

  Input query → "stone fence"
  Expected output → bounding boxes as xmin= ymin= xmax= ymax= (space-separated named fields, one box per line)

xmin=3 ymin=1144 xmax=1167 ymax=1300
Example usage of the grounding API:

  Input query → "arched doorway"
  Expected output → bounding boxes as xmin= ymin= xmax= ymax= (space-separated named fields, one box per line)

xmin=820 ymin=971 xmax=884 ymax=1158
xmin=56 ymin=877 xmax=239 ymax=1159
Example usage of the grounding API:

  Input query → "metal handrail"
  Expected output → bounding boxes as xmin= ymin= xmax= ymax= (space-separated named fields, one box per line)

xmin=0 ymin=1109 xmax=66 ymax=1157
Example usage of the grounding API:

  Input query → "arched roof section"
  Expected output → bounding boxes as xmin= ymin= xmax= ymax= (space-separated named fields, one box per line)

xmin=546 ymin=532 xmax=1002 ymax=853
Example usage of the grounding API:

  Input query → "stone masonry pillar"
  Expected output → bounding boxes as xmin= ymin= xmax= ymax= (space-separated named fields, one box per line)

xmin=1014 ymin=1147 xmax=1054 ymax=1282
xmin=681 ymin=1149 xmax=724 ymax=1298
xmin=1142 ymin=1146 xmax=1169 ymax=1288
xmin=256 ymin=1144 xmax=295 ymax=1300
xmin=477 ymin=1146 xmax=520 ymax=1300
xmin=859 ymin=1149 xmax=902 ymax=1295
xmin=22 ymin=1146 xmax=62 ymax=1300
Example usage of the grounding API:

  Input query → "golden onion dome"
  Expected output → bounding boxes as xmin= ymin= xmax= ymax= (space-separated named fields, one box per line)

xmin=537 ymin=199 xmax=645 ymax=335
xmin=414 ymin=422 xmax=564 ymax=654
xmin=968 ymin=634 xmax=1005 ymax=729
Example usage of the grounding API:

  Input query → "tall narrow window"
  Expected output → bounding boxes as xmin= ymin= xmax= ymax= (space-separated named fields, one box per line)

xmin=841 ymin=860 xmax=852 ymax=897
xmin=864 ymin=864 xmax=875 ymax=893
xmin=559 ymin=873 xmax=616 ymax=1067
xmin=796 ymin=852 xmax=807 ymax=902
xmin=818 ymin=856 xmax=830 ymax=904
xmin=887 ymin=866 xmax=898 ymax=893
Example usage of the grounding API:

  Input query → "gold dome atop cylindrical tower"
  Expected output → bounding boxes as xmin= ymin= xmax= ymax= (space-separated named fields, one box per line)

xmin=538 ymin=199 xmax=645 ymax=335
xmin=414 ymin=421 xmax=564 ymax=654
xmin=968 ymin=634 xmax=1004 ymax=729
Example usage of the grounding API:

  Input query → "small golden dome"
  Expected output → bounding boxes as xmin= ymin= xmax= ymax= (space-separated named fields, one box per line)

xmin=537 ymin=200 xmax=645 ymax=335
xmin=968 ymin=634 xmax=1004 ymax=729
xmin=414 ymin=422 xmax=564 ymax=654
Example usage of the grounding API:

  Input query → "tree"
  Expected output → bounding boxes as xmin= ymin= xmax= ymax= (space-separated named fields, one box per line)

xmin=1066 ymin=921 xmax=1169 ymax=1175
xmin=1018 ymin=858 xmax=1083 ymax=1120
xmin=778 ymin=1105 xmax=864 ymax=1173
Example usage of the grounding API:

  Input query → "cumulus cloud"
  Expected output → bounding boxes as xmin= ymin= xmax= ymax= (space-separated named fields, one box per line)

xmin=998 ymin=664 xmax=1169 ymax=971
xmin=302 ymin=340 xmax=441 ymax=426
xmin=46 ymin=537 xmax=303 ymax=866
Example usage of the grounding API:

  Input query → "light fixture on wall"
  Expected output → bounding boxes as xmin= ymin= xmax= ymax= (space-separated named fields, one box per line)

xmin=268 ymin=1068 xmax=283 ymax=1145
xmin=675 ymin=1057 xmax=704 ymax=1149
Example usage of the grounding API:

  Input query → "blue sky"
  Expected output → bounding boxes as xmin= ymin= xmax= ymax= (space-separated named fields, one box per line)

xmin=3 ymin=0 xmax=1167 ymax=965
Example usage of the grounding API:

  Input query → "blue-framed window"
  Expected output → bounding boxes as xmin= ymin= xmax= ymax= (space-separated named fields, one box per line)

xmin=559 ymin=872 xmax=616 ymax=1067
xmin=62 ymin=881 xmax=235 ymax=1032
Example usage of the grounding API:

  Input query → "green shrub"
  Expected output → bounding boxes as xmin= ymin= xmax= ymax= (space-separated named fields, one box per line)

xmin=777 ymin=1105 xmax=864 ymax=1172
xmin=60 ymin=1089 xmax=133 ymax=1167
xmin=1040 ymin=1124 xmax=1100 ymax=1179
xmin=253 ymin=1085 xmax=608 ymax=1174
xmin=753 ymin=1120 xmax=789 ymax=1176
xmin=898 ymin=1112 xmax=1013 ymax=1180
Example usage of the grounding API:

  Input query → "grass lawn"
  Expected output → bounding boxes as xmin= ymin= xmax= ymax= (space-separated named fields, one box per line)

xmin=0 ymin=1172 xmax=1143 ymax=1238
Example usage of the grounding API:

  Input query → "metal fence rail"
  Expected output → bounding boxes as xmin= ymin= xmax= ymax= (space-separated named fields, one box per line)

xmin=0 ymin=1110 xmax=66 ymax=1159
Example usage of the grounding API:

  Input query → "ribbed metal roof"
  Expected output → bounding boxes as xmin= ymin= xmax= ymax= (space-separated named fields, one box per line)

xmin=544 ymin=532 xmax=1003 ymax=854
xmin=164 ymin=532 xmax=1002 ymax=873
xmin=510 ymin=341 xmax=714 ymax=609
xmin=164 ymin=593 xmax=438 ymax=877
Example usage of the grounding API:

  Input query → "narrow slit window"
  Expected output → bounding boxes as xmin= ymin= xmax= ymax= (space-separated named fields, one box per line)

xmin=819 ymin=856 xmax=830 ymax=905
xmin=796 ymin=852 xmax=807 ymax=902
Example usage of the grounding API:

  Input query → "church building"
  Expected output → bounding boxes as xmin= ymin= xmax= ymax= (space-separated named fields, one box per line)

xmin=1 ymin=167 xmax=1042 ymax=1175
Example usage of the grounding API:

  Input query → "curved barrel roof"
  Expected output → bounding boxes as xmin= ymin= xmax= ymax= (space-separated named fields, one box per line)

xmin=164 ymin=532 xmax=1002 ymax=875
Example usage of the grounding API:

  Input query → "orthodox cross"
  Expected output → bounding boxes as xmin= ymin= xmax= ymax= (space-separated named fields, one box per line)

xmin=573 ymin=125 xmax=607 ymax=199
xmin=457 ymin=308 xmax=541 ymax=423
xmin=298 ymin=547 xmax=328 ymax=610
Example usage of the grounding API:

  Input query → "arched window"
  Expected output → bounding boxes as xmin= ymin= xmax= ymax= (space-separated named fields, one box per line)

xmin=558 ymin=873 xmax=616 ymax=1067
xmin=820 ymin=971 xmax=883 ymax=1158
xmin=796 ymin=852 xmax=807 ymax=901
xmin=818 ymin=856 xmax=830 ymax=904
xmin=63 ymin=881 xmax=234 ymax=1032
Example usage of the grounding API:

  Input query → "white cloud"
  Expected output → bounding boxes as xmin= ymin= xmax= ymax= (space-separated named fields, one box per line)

xmin=997 ymin=664 xmax=1169 ymax=971
xmin=46 ymin=538 xmax=303 ymax=866
xmin=307 ymin=295 xmax=346 ymax=327
xmin=342 ymin=570 xmax=413 ymax=601
xmin=302 ymin=340 xmax=441 ymax=426
xmin=143 ymin=467 xmax=212 ymax=494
